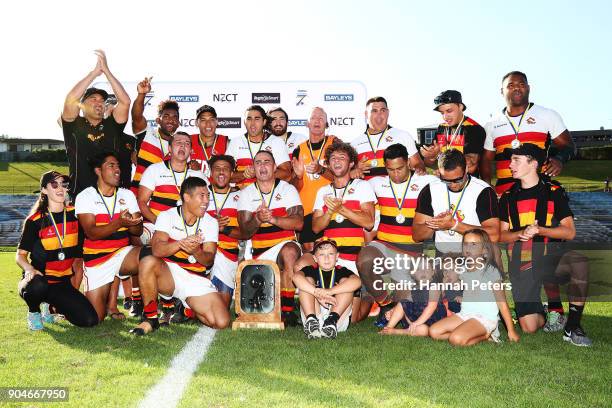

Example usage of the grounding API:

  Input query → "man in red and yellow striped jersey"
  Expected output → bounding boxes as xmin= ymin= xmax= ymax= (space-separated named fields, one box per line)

xmin=207 ymin=155 xmax=246 ymax=307
xmin=238 ymin=150 xmax=304 ymax=325
xmin=350 ymin=96 xmax=425 ymax=181
xmin=130 ymin=177 xmax=229 ymax=335
xmin=311 ymin=140 xmax=376 ymax=322
xmin=499 ymin=143 xmax=591 ymax=346
xmin=75 ymin=152 xmax=144 ymax=323
xmin=130 ymin=77 xmax=180 ymax=193
xmin=421 ymin=90 xmax=486 ymax=176
xmin=227 ymin=105 xmax=292 ymax=189
xmin=358 ymin=143 xmax=437 ymax=311
xmin=189 ymin=105 xmax=230 ymax=178
xmin=480 ymin=71 xmax=575 ymax=196
xmin=137 ymin=132 xmax=207 ymax=242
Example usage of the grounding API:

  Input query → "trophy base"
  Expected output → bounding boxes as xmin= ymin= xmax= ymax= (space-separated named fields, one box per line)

xmin=232 ymin=321 xmax=285 ymax=330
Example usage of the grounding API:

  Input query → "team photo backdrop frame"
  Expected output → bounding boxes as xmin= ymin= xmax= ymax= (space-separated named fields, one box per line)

xmin=93 ymin=80 xmax=368 ymax=142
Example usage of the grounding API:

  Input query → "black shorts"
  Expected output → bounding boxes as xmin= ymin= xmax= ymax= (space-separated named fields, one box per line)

xmin=299 ymin=213 xmax=322 ymax=245
xmin=510 ymin=267 xmax=545 ymax=318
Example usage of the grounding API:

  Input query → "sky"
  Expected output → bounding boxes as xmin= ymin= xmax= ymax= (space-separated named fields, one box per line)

xmin=1 ymin=0 xmax=611 ymax=141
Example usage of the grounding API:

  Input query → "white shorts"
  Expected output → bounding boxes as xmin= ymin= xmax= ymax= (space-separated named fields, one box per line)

xmin=248 ymin=240 xmax=302 ymax=262
xmin=300 ymin=303 xmax=352 ymax=333
xmin=165 ymin=261 xmax=217 ymax=307
xmin=83 ymin=246 xmax=134 ymax=292
xmin=456 ymin=311 xmax=499 ymax=338
xmin=140 ymin=222 xmax=155 ymax=245
xmin=210 ymin=251 xmax=238 ymax=290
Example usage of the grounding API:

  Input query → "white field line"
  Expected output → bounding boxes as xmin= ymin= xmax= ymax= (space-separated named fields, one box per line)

xmin=138 ymin=326 xmax=216 ymax=408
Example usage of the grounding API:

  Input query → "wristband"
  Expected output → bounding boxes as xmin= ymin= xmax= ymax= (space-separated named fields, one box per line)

xmin=451 ymin=219 xmax=459 ymax=231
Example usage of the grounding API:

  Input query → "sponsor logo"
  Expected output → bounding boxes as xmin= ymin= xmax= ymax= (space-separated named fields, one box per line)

xmin=170 ymin=95 xmax=200 ymax=103
xmin=385 ymin=135 xmax=393 ymax=142
xmin=179 ymin=118 xmax=198 ymax=127
xmin=275 ymin=193 xmax=282 ymax=201
xmin=324 ymin=93 xmax=354 ymax=102
xmin=296 ymin=89 xmax=307 ymax=106
xmin=217 ymin=117 xmax=242 ymax=128
xmin=329 ymin=117 xmax=355 ymax=126
xmin=252 ymin=93 xmax=281 ymax=104
xmin=288 ymin=119 xmax=307 ymax=126
xmin=119 ymin=198 xmax=126 ymax=206
xmin=233 ymin=195 xmax=240 ymax=201
xmin=526 ymin=117 xmax=536 ymax=124
xmin=144 ymin=93 xmax=154 ymax=106
xmin=494 ymin=123 xmax=508 ymax=129
xmin=264 ymin=145 xmax=273 ymax=152
xmin=410 ymin=184 xmax=419 ymax=191
xmin=213 ymin=93 xmax=238 ymax=103
xmin=348 ymin=188 xmax=355 ymax=194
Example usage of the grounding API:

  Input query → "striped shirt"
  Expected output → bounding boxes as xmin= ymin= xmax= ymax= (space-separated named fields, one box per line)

xmin=206 ymin=186 xmax=240 ymax=262
xmin=155 ymin=206 xmax=218 ymax=276
xmin=131 ymin=125 xmax=171 ymax=193
xmin=139 ymin=161 xmax=207 ymax=218
xmin=75 ymin=187 xmax=140 ymax=268
xmin=313 ymin=179 xmax=376 ymax=261
xmin=238 ymin=179 xmax=302 ymax=258
xmin=18 ymin=206 xmax=81 ymax=283
xmin=484 ymin=103 xmax=567 ymax=195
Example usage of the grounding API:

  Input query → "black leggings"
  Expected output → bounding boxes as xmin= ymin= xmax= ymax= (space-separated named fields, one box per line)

xmin=19 ymin=275 xmax=98 ymax=327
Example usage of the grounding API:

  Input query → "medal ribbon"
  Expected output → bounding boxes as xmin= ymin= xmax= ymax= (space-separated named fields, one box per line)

xmin=333 ymin=179 xmax=352 ymax=201
xmin=389 ymin=172 xmax=413 ymax=215
xmin=180 ymin=206 xmax=201 ymax=238
xmin=255 ymin=182 xmax=277 ymax=209
xmin=210 ymin=186 xmax=231 ymax=216
xmin=168 ymin=162 xmax=188 ymax=193
xmin=318 ymin=267 xmax=336 ymax=290
xmin=307 ymin=136 xmax=327 ymax=163
xmin=444 ymin=115 xmax=464 ymax=148
xmin=446 ymin=176 xmax=470 ymax=220
xmin=365 ymin=127 xmax=387 ymax=163
xmin=157 ymin=129 xmax=168 ymax=158
xmin=96 ymin=187 xmax=118 ymax=219
xmin=504 ymin=103 xmax=533 ymax=141
xmin=48 ymin=209 xmax=67 ymax=251
xmin=199 ymin=134 xmax=218 ymax=163
xmin=246 ymin=135 xmax=264 ymax=162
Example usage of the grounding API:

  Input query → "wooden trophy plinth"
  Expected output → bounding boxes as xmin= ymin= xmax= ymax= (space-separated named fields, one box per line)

xmin=232 ymin=259 xmax=284 ymax=330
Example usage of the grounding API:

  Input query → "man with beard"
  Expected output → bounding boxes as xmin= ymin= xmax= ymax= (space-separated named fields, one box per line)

xmin=62 ymin=50 xmax=131 ymax=198
xmin=75 ymin=152 xmax=143 ymax=322
xmin=420 ymin=90 xmax=486 ymax=176
xmin=291 ymin=107 xmax=336 ymax=252
xmin=268 ymin=107 xmax=307 ymax=161
xmin=207 ymin=155 xmax=245 ymax=307
xmin=238 ymin=150 xmax=304 ymax=325
xmin=227 ymin=105 xmax=292 ymax=188
xmin=189 ymin=105 xmax=230 ymax=177
xmin=130 ymin=77 xmax=180 ymax=193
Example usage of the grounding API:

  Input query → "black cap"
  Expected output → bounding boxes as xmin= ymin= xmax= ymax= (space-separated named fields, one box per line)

xmin=81 ymin=87 xmax=109 ymax=103
xmin=509 ymin=143 xmax=546 ymax=166
xmin=196 ymin=105 xmax=217 ymax=119
xmin=40 ymin=170 xmax=69 ymax=188
xmin=434 ymin=90 xmax=466 ymax=112
xmin=313 ymin=237 xmax=339 ymax=253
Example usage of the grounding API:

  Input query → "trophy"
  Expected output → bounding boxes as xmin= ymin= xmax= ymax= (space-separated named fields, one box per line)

xmin=232 ymin=260 xmax=284 ymax=330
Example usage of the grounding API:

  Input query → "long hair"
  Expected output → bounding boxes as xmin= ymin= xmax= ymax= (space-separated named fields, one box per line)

xmin=462 ymin=228 xmax=502 ymax=274
xmin=30 ymin=191 xmax=49 ymax=217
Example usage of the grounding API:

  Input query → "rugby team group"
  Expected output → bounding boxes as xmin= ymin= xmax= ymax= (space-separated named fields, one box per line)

xmin=16 ymin=50 xmax=593 ymax=347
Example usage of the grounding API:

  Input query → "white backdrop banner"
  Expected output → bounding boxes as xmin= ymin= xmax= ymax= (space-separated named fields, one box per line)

xmin=93 ymin=81 xmax=368 ymax=142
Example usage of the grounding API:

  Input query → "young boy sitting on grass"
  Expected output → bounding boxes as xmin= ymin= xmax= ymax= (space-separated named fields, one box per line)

xmin=293 ymin=238 xmax=361 ymax=339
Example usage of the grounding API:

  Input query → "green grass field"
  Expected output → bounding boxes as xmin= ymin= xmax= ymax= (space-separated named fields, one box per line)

xmin=1 ymin=252 xmax=610 ymax=408
xmin=0 ymin=160 xmax=610 ymax=194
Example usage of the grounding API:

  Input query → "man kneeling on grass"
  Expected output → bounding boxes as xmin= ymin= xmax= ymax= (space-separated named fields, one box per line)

xmin=130 ymin=177 xmax=230 ymax=335
xmin=293 ymin=238 xmax=361 ymax=339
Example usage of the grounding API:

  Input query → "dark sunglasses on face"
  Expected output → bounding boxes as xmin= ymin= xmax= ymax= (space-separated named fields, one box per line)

xmin=439 ymin=174 xmax=466 ymax=185
xmin=49 ymin=180 xmax=69 ymax=189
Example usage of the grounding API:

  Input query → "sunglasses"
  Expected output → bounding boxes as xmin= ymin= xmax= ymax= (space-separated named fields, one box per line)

xmin=434 ymin=95 xmax=455 ymax=105
xmin=439 ymin=174 xmax=466 ymax=185
xmin=48 ymin=180 xmax=69 ymax=189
